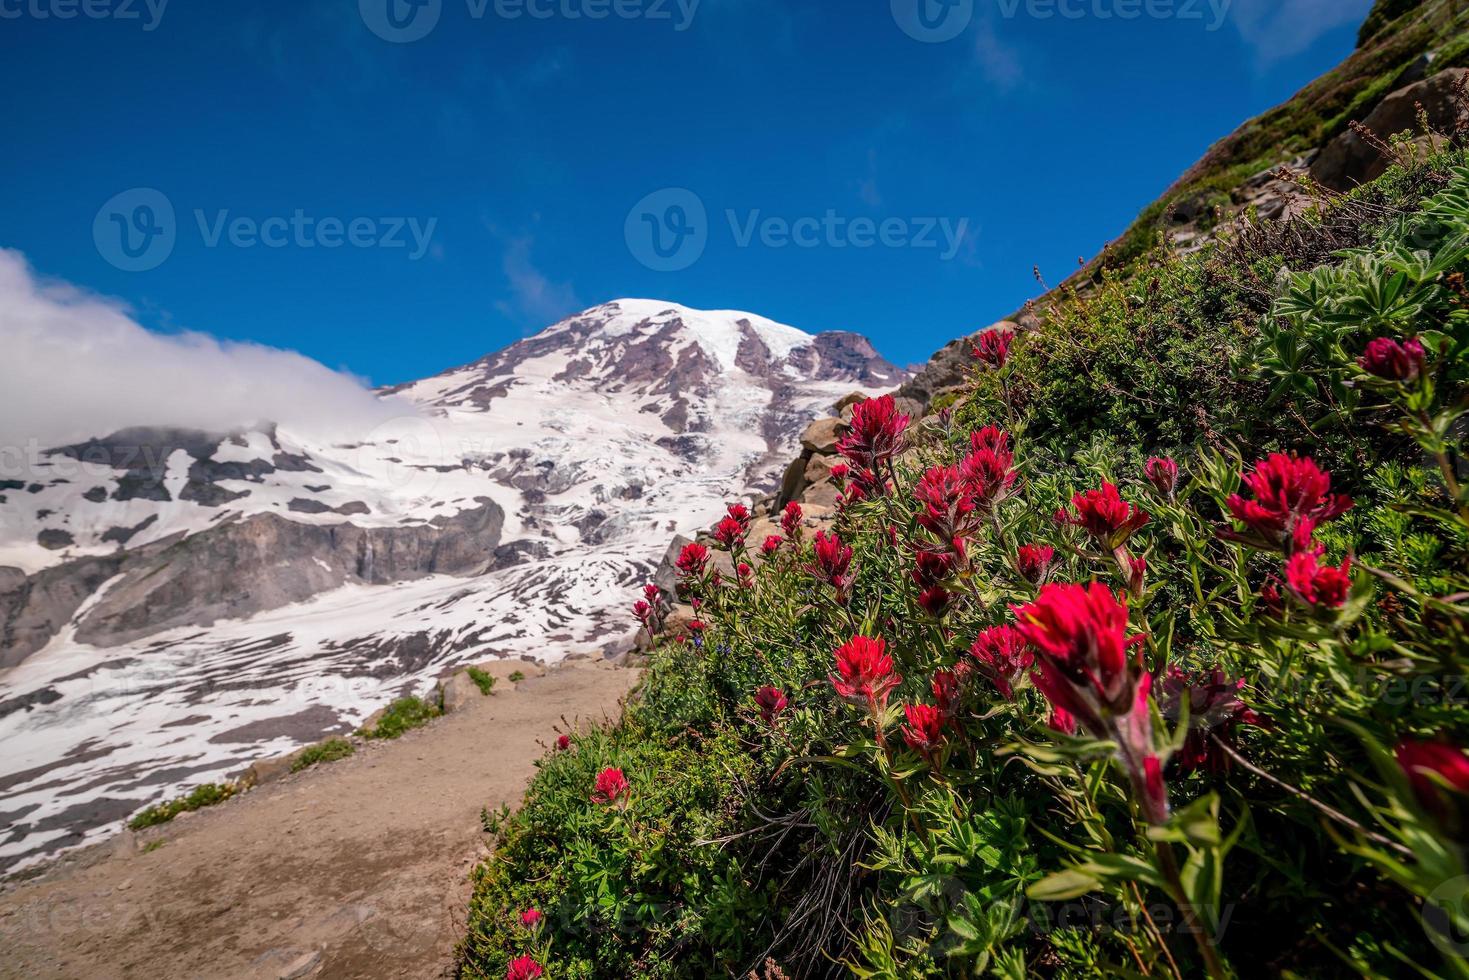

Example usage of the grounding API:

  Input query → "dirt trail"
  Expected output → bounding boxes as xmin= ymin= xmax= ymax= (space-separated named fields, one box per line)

xmin=0 ymin=658 xmax=638 ymax=980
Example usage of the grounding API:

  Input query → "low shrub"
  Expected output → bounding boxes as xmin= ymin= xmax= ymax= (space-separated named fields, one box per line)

xmin=290 ymin=737 xmax=356 ymax=772
xmin=467 ymin=666 xmax=497 ymax=696
xmin=128 ymin=781 xmax=239 ymax=830
xmin=360 ymin=695 xmax=440 ymax=740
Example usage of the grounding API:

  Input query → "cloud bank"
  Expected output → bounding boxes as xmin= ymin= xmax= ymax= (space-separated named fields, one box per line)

xmin=1228 ymin=0 xmax=1375 ymax=65
xmin=0 ymin=249 xmax=404 ymax=450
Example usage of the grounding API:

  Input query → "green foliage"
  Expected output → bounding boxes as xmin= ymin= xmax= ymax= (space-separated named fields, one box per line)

xmin=359 ymin=695 xmax=440 ymax=740
xmin=290 ymin=737 xmax=356 ymax=773
xmin=459 ymin=154 xmax=1469 ymax=980
xmin=128 ymin=781 xmax=239 ymax=830
xmin=508 ymin=670 xmax=526 ymax=683
xmin=467 ymin=666 xmax=497 ymax=696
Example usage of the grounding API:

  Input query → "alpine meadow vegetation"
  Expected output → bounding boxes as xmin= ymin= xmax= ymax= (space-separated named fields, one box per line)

xmin=457 ymin=141 xmax=1469 ymax=980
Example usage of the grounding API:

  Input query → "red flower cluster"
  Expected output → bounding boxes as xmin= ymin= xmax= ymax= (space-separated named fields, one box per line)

xmin=1225 ymin=454 xmax=1352 ymax=553
xmin=520 ymin=908 xmax=543 ymax=929
xmin=968 ymin=625 xmax=1034 ymax=700
xmin=676 ymin=542 xmax=710 ymax=579
xmin=1015 ymin=543 xmax=1055 ymax=585
xmin=632 ymin=583 xmax=668 ymax=633
xmin=1359 ymin=336 xmax=1426 ymax=384
xmin=555 ymin=734 xmax=571 ymax=752
xmin=754 ymin=685 xmax=789 ymax=724
xmin=836 ymin=395 xmax=911 ymax=492
xmin=1014 ymin=583 xmax=1166 ymax=823
xmin=761 ymin=534 xmax=783 ymax=557
xmin=737 ymin=562 xmax=755 ymax=588
xmin=781 ymin=501 xmax=804 ymax=539
xmin=971 ymin=327 xmax=1014 ymax=369
xmin=506 ymin=956 xmax=543 ymax=980
xmin=931 ymin=669 xmax=961 ymax=719
xmin=1285 ymin=550 xmax=1352 ymax=609
xmin=831 ymin=635 xmax=902 ymax=715
xmin=915 ymin=465 xmax=980 ymax=555
xmin=1160 ymin=668 xmax=1260 ymax=774
xmin=1057 ymin=482 xmax=1150 ymax=548
xmin=912 ymin=548 xmax=960 ymax=619
xmin=713 ymin=515 xmax=747 ymax=551
xmin=900 ymin=703 xmax=948 ymax=768
xmin=806 ymin=530 xmax=855 ymax=605
xmin=591 ymin=767 xmax=630 ymax=807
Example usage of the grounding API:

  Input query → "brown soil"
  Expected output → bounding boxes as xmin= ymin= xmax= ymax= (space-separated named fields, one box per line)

xmin=0 ymin=658 xmax=639 ymax=980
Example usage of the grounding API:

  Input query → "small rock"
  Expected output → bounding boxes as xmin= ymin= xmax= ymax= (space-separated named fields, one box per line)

xmin=803 ymin=454 xmax=836 ymax=486
xmin=278 ymin=950 xmax=322 ymax=980
xmin=438 ymin=671 xmax=479 ymax=714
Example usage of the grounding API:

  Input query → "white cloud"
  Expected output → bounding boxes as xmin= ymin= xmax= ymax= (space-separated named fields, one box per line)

xmin=1227 ymin=0 xmax=1375 ymax=65
xmin=493 ymin=235 xmax=582 ymax=328
xmin=974 ymin=19 xmax=1023 ymax=92
xmin=0 ymin=250 xmax=405 ymax=450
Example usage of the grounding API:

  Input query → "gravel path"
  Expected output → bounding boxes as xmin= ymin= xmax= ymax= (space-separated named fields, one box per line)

xmin=0 ymin=658 xmax=639 ymax=980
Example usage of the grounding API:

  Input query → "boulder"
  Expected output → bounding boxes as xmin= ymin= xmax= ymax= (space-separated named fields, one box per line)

xmin=832 ymin=391 xmax=868 ymax=414
xmin=804 ymin=454 xmax=836 ymax=485
xmin=438 ymin=671 xmax=480 ymax=713
xmin=800 ymin=418 xmax=846 ymax=454
xmin=803 ymin=480 xmax=843 ymax=509
xmin=1311 ymin=68 xmax=1469 ymax=191
xmin=243 ymin=752 xmax=298 ymax=788
xmin=777 ymin=454 xmax=809 ymax=507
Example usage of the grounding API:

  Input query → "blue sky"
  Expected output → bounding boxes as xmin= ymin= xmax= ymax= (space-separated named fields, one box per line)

xmin=0 ymin=0 xmax=1374 ymax=385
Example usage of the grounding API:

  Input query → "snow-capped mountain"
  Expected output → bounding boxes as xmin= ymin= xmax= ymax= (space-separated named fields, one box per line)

xmin=0 ymin=299 xmax=903 ymax=871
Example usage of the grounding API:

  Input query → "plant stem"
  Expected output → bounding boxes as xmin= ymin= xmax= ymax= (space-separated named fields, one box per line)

xmin=1153 ymin=840 xmax=1229 ymax=979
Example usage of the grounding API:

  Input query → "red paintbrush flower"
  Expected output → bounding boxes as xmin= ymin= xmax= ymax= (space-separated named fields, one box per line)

xmin=1285 ymin=549 xmax=1352 ymax=609
xmin=781 ymin=501 xmax=803 ymax=539
xmin=971 ymin=327 xmax=1014 ymax=369
xmin=737 ymin=562 xmax=755 ymax=588
xmin=1047 ymin=706 xmax=1078 ymax=736
xmin=969 ymin=425 xmax=1011 ymax=457
xmin=1057 ymin=482 xmax=1150 ymax=548
xmin=968 ymin=625 xmax=1034 ymax=700
xmin=1015 ymin=543 xmax=1055 ymax=585
xmin=676 ymin=542 xmax=710 ymax=578
xmin=1225 ymin=454 xmax=1352 ymax=553
xmin=520 ymin=908 xmax=543 ymax=929
xmin=761 ymin=534 xmax=783 ymax=557
xmin=556 ymin=733 xmax=571 ymax=751
xmin=506 ymin=956 xmax=543 ymax=980
xmin=726 ymin=502 xmax=752 ymax=530
xmin=830 ymin=635 xmax=902 ymax=714
xmin=1160 ymin=667 xmax=1260 ymax=774
xmin=591 ymin=767 xmax=630 ymax=806
xmin=915 ymin=464 xmax=980 ymax=553
xmin=713 ymin=515 xmax=747 ymax=551
xmin=836 ymin=394 xmax=910 ymax=478
xmin=1014 ymin=583 xmax=1166 ymax=823
xmin=912 ymin=548 xmax=959 ymax=589
xmin=806 ymin=530 xmax=855 ymax=604
xmin=960 ymin=445 xmax=1017 ymax=510
xmin=901 ymin=703 xmax=948 ymax=768
xmin=1359 ymin=336 xmax=1427 ymax=383
xmin=931 ymin=669 xmax=961 ymax=719
xmin=754 ymin=686 xmax=789 ymax=724
xmin=917 ymin=586 xmax=954 ymax=618
xmin=1144 ymin=457 xmax=1179 ymax=498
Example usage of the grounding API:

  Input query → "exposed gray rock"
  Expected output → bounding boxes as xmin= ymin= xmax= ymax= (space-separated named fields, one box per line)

xmin=37 ymin=529 xmax=74 ymax=551
xmin=1311 ymin=68 xmax=1469 ymax=190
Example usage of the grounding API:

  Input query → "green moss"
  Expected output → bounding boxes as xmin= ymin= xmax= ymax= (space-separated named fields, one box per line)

xmin=290 ymin=737 xmax=356 ymax=772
